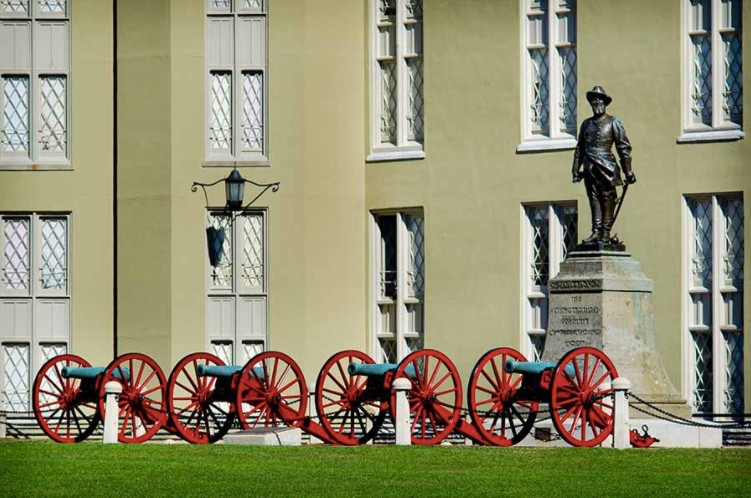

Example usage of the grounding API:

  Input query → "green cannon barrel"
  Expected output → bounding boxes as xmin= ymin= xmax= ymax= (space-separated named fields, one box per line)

xmin=347 ymin=363 xmax=417 ymax=379
xmin=196 ymin=364 xmax=265 ymax=379
xmin=504 ymin=359 xmax=575 ymax=377
xmin=61 ymin=366 xmax=130 ymax=381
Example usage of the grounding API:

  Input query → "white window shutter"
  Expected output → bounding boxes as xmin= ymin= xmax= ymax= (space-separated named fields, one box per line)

xmin=0 ymin=300 xmax=32 ymax=338
xmin=206 ymin=17 xmax=234 ymax=68
xmin=237 ymin=17 xmax=265 ymax=68
xmin=35 ymin=299 xmax=69 ymax=340
xmin=33 ymin=21 xmax=68 ymax=71
xmin=237 ymin=296 xmax=266 ymax=342
xmin=0 ymin=21 xmax=31 ymax=70
xmin=206 ymin=296 xmax=235 ymax=340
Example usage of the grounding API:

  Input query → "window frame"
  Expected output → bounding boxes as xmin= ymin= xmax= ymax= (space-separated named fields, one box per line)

xmin=205 ymin=208 xmax=268 ymax=365
xmin=370 ymin=208 xmax=425 ymax=363
xmin=0 ymin=0 xmax=71 ymax=170
xmin=678 ymin=0 xmax=744 ymax=143
xmin=520 ymin=201 xmax=577 ymax=361
xmin=682 ymin=193 xmax=744 ymax=415
xmin=367 ymin=0 xmax=425 ymax=162
xmin=0 ymin=211 xmax=71 ymax=412
xmin=204 ymin=0 xmax=269 ymax=167
xmin=518 ymin=0 xmax=578 ymax=153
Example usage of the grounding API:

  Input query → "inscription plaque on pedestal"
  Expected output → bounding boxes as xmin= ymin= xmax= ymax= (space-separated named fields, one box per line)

xmin=541 ymin=250 xmax=690 ymax=416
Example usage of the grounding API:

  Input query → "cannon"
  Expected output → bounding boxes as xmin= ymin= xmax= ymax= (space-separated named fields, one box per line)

xmin=166 ymin=351 xmax=336 ymax=444
xmin=32 ymin=353 xmax=168 ymax=443
xmin=466 ymin=346 xmax=618 ymax=447
xmin=318 ymin=348 xmax=494 ymax=446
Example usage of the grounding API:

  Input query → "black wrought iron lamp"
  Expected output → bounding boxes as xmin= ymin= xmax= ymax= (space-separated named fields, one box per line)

xmin=192 ymin=168 xmax=280 ymax=266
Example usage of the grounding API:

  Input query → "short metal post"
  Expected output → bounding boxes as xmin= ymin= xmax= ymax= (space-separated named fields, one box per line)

xmin=306 ymin=382 xmax=321 ymax=444
xmin=393 ymin=377 xmax=411 ymax=446
xmin=103 ymin=381 xmax=122 ymax=444
xmin=0 ymin=411 xmax=6 ymax=438
xmin=612 ymin=377 xmax=631 ymax=449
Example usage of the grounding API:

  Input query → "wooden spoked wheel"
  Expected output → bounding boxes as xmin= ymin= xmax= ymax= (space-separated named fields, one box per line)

xmin=236 ymin=351 xmax=308 ymax=429
xmin=390 ymin=349 xmax=462 ymax=446
xmin=315 ymin=350 xmax=387 ymax=446
xmin=33 ymin=354 xmax=100 ymax=443
xmin=550 ymin=347 xmax=618 ymax=447
xmin=166 ymin=352 xmax=235 ymax=444
xmin=99 ymin=352 xmax=167 ymax=443
xmin=467 ymin=348 xmax=538 ymax=446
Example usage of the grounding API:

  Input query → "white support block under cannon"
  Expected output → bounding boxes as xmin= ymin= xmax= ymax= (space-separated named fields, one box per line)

xmin=612 ymin=377 xmax=631 ymax=449
xmin=393 ymin=377 xmax=411 ymax=446
xmin=103 ymin=381 xmax=122 ymax=444
xmin=0 ymin=411 xmax=6 ymax=438
xmin=224 ymin=427 xmax=302 ymax=446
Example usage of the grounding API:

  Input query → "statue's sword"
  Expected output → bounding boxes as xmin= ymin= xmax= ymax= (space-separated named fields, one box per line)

xmin=612 ymin=183 xmax=629 ymax=227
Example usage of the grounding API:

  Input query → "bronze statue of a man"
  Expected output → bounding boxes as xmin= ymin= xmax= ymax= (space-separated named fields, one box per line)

xmin=572 ymin=86 xmax=636 ymax=244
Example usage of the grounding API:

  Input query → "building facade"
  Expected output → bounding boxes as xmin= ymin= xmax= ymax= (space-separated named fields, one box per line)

xmin=1 ymin=0 xmax=748 ymax=420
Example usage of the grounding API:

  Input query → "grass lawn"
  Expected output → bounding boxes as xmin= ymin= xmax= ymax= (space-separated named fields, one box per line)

xmin=1 ymin=440 xmax=749 ymax=497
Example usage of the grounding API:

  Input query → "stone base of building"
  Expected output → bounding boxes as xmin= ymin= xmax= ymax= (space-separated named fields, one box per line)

xmin=223 ymin=427 xmax=302 ymax=446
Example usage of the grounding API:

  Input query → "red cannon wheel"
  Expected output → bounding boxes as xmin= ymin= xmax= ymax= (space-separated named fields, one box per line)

xmin=236 ymin=351 xmax=308 ymax=429
xmin=99 ymin=353 xmax=167 ymax=443
xmin=33 ymin=354 xmax=100 ymax=443
xmin=390 ymin=349 xmax=462 ymax=446
xmin=315 ymin=350 xmax=387 ymax=446
xmin=550 ymin=347 xmax=618 ymax=447
xmin=467 ymin=348 xmax=538 ymax=446
xmin=167 ymin=352 xmax=235 ymax=444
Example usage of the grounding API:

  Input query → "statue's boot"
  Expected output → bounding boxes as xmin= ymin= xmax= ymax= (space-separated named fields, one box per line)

xmin=582 ymin=231 xmax=600 ymax=244
xmin=599 ymin=192 xmax=618 ymax=242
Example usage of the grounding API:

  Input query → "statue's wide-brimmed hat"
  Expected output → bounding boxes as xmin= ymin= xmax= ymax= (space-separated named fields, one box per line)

xmin=586 ymin=85 xmax=612 ymax=105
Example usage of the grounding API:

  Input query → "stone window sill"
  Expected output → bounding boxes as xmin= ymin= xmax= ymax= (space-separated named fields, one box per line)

xmin=676 ymin=129 xmax=744 ymax=143
xmin=367 ymin=149 xmax=425 ymax=162
xmin=516 ymin=138 xmax=577 ymax=153
xmin=0 ymin=161 xmax=73 ymax=171
xmin=202 ymin=159 xmax=270 ymax=168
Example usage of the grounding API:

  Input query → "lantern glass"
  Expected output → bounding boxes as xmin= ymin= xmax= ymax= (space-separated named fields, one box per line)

xmin=225 ymin=169 xmax=245 ymax=210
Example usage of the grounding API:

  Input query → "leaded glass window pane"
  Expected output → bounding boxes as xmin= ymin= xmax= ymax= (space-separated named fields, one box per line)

xmin=39 ymin=75 xmax=66 ymax=153
xmin=722 ymin=33 xmax=743 ymax=124
xmin=242 ymin=341 xmax=263 ymax=363
xmin=2 ymin=343 xmax=29 ymax=412
xmin=377 ymin=215 xmax=397 ymax=299
xmin=560 ymin=205 xmax=577 ymax=259
xmin=559 ymin=47 xmax=577 ymax=132
xmin=241 ymin=0 xmax=263 ymax=10
xmin=210 ymin=72 xmax=232 ymax=152
xmin=722 ymin=197 xmax=744 ymax=286
xmin=240 ymin=213 xmax=264 ymax=290
xmin=407 ymin=59 xmax=424 ymax=142
xmin=692 ymin=331 xmax=713 ymax=412
xmin=2 ymin=76 xmax=30 ymax=153
xmin=3 ymin=217 xmax=30 ymax=291
xmin=1 ymin=0 xmax=28 ymax=14
xmin=241 ymin=72 xmax=263 ymax=152
xmin=40 ymin=217 xmax=67 ymax=290
xmin=530 ymin=335 xmax=545 ymax=362
xmin=528 ymin=207 xmax=550 ymax=287
xmin=529 ymin=49 xmax=549 ymax=134
xmin=405 ymin=214 xmax=424 ymax=297
xmin=212 ymin=341 xmax=233 ymax=365
xmin=691 ymin=35 xmax=713 ymax=125
xmin=37 ymin=0 xmax=65 ymax=13
xmin=40 ymin=342 xmax=65 ymax=363
xmin=379 ymin=62 xmax=397 ymax=144
xmin=209 ymin=214 xmax=232 ymax=288
xmin=724 ymin=331 xmax=744 ymax=414
xmin=689 ymin=199 xmax=713 ymax=286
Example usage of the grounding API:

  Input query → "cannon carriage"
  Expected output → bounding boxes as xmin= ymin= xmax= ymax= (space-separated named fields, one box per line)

xmin=32 ymin=352 xmax=168 ymax=443
xmin=466 ymin=346 xmax=618 ymax=447
xmin=32 ymin=345 xmax=619 ymax=447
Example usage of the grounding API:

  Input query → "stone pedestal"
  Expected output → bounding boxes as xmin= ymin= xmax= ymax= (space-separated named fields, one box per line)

xmin=542 ymin=250 xmax=691 ymax=417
